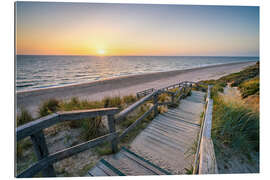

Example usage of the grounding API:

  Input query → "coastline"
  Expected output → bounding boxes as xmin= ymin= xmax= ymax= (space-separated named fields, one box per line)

xmin=16 ymin=61 xmax=256 ymax=117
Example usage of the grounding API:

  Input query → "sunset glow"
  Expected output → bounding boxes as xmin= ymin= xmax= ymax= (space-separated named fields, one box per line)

xmin=15 ymin=2 xmax=259 ymax=56
xmin=97 ymin=49 xmax=106 ymax=56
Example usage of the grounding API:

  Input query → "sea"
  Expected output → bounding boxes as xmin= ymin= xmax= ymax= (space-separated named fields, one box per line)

xmin=16 ymin=55 xmax=259 ymax=92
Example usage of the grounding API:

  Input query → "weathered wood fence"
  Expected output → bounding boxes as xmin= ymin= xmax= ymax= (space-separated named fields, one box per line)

xmin=192 ymin=85 xmax=218 ymax=174
xmin=16 ymin=81 xmax=200 ymax=177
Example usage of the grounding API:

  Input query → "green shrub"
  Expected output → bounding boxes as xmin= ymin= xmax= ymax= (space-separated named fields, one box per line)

xmin=17 ymin=108 xmax=33 ymax=126
xmin=239 ymin=77 xmax=259 ymax=98
xmin=38 ymin=98 xmax=60 ymax=117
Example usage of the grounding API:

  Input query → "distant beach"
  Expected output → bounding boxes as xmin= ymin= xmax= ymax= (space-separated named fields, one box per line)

xmin=16 ymin=61 xmax=256 ymax=118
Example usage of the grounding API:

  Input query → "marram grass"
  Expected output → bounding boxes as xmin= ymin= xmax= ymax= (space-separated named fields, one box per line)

xmin=212 ymin=94 xmax=259 ymax=156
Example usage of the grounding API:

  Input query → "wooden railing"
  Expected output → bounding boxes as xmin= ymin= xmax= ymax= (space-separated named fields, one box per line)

xmin=16 ymin=81 xmax=197 ymax=177
xmin=192 ymin=86 xmax=218 ymax=174
xmin=16 ymin=108 xmax=120 ymax=177
xmin=136 ymin=88 xmax=156 ymax=98
xmin=136 ymin=81 xmax=193 ymax=99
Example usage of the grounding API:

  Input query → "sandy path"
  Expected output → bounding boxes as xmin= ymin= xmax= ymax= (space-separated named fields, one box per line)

xmin=16 ymin=61 xmax=256 ymax=117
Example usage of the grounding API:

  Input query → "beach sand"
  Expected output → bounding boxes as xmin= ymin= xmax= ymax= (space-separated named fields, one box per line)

xmin=16 ymin=61 xmax=256 ymax=118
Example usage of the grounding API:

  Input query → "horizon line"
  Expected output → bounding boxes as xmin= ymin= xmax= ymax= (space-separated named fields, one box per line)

xmin=16 ymin=54 xmax=260 ymax=58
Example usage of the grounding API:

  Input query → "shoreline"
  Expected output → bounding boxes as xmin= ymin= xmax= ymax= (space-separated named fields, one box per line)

xmin=16 ymin=61 xmax=256 ymax=117
xmin=17 ymin=61 xmax=256 ymax=94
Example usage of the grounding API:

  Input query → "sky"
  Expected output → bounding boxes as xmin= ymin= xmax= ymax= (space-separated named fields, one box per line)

xmin=15 ymin=2 xmax=259 ymax=56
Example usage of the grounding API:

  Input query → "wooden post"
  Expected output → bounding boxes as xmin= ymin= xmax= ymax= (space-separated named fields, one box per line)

xmin=30 ymin=131 xmax=56 ymax=177
xmin=153 ymin=93 xmax=158 ymax=116
xmin=172 ymin=93 xmax=175 ymax=104
xmin=107 ymin=114 xmax=118 ymax=153
xmin=182 ymin=87 xmax=185 ymax=97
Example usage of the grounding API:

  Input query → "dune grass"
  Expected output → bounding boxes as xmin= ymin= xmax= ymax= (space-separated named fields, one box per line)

xmin=200 ymin=62 xmax=260 ymax=160
xmin=212 ymin=94 xmax=259 ymax=158
xmin=191 ymin=62 xmax=260 ymax=166
xmin=38 ymin=98 xmax=60 ymax=117
xmin=17 ymin=108 xmax=33 ymax=127
xmin=219 ymin=61 xmax=259 ymax=87
xmin=198 ymin=61 xmax=259 ymax=96
xmin=239 ymin=77 xmax=259 ymax=98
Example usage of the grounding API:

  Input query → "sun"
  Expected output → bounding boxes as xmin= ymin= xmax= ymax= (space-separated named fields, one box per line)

xmin=97 ymin=49 xmax=106 ymax=56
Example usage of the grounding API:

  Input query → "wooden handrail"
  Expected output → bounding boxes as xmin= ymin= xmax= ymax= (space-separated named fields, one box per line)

xmin=192 ymin=87 xmax=209 ymax=174
xmin=16 ymin=107 xmax=119 ymax=141
xmin=116 ymin=91 xmax=158 ymax=123
xmin=193 ymin=85 xmax=218 ymax=174
xmin=119 ymin=106 xmax=155 ymax=140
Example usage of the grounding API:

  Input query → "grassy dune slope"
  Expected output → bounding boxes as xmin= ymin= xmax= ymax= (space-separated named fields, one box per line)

xmin=198 ymin=62 xmax=259 ymax=173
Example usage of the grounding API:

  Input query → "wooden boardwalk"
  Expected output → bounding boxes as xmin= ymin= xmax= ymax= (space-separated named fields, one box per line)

xmin=88 ymin=90 xmax=206 ymax=176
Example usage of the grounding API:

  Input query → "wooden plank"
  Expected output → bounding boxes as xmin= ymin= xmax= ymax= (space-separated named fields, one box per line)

xmin=116 ymin=91 xmax=157 ymax=123
xmin=197 ymin=86 xmax=218 ymax=174
xmin=17 ymin=132 xmax=118 ymax=178
xmin=121 ymin=147 xmax=171 ymax=175
xmin=58 ymin=108 xmax=119 ymax=121
xmin=88 ymin=166 xmax=108 ymax=176
xmin=97 ymin=161 xmax=119 ymax=176
xmin=192 ymin=100 xmax=208 ymax=174
xmin=119 ymin=106 xmax=154 ymax=139
xmin=121 ymin=149 xmax=161 ymax=175
xmin=30 ymin=131 xmax=56 ymax=177
xmin=16 ymin=113 xmax=59 ymax=141
xmin=198 ymin=137 xmax=218 ymax=174
xmin=203 ymin=99 xmax=213 ymax=139
xmin=99 ymin=159 xmax=125 ymax=176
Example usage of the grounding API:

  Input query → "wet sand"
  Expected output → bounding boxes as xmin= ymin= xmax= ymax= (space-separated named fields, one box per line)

xmin=16 ymin=61 xmax=256 ymax=117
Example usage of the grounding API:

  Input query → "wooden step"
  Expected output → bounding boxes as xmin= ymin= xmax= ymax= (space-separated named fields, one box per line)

xmin=158 ymin=114 xmax=200 ymax=128
xmin=161 ymin=113 xmax=200 ymax=127
xmin=89 ymin=147 xmax=171 ymax=176
xmin=121 ymin=147 xmax=171 ymax=175
xmin=88 ymin=159 xmax=125 ymax=176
